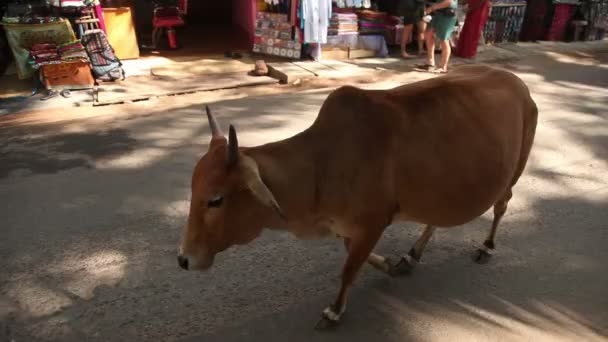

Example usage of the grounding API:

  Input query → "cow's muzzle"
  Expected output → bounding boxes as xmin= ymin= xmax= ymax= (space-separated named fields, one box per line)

xmin=176 ymin=251 xmax=214 ymax=271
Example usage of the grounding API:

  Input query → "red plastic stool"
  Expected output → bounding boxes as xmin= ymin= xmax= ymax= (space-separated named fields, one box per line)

xmin=152 ymin=7 xmax=185 ymax=49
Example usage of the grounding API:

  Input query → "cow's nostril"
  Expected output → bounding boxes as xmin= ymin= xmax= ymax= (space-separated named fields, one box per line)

xmin=177 ymin=255 xmax=189 ymax=270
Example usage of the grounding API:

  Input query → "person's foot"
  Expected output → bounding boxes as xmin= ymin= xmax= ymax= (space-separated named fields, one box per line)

xmin=431 ymin=66 xmax=448 ymax=73
xmin=401 ymin=52 xmax=415 ymax=59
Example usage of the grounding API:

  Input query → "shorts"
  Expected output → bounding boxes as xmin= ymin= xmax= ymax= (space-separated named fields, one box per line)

xmin=402 ymin=4 xmax=425 ymax=25
xmin=429 ymin=13 xmax=457 ymax=40
xmin=396 ymin=0 xmax=425 ymax=25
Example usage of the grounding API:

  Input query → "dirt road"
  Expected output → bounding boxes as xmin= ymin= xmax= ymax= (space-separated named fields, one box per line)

xmin=1 ymin=51 xmax=607 ymax=342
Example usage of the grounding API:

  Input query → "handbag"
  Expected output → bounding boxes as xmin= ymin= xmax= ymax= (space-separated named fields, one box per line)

xmin=436 ymin=7 xmax=457 ymax=16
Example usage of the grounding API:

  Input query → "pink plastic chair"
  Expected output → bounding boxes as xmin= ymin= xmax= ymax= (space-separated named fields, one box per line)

xmin=152 ymin=5 xmax=185 ymax=49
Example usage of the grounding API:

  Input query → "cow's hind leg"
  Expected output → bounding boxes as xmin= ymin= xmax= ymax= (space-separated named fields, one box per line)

xmin=343 ymin=238 xmax=391 ymax=274
xmin=474 ymin=190 xmax=512 ymax=264
xmin=387 ymin=225 xmax=436 ymax=276
xmin=315 ymin=230 xmax=383 ymax=330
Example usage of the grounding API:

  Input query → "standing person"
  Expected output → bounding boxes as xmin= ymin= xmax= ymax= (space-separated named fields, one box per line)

xmin=396 ymin=0 xmax=426 ymax=57
xmin=454 ymin=0 xmax=489 ymax=58
xmin=416 ymin=0 xmax=458 ymax=72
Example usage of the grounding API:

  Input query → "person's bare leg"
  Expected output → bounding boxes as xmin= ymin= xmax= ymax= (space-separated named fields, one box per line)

xmin=425 ymin=29 xmax=436 ymax=66
xmin=417 ymin=21 xmax=427 ymax=55
xmin=439 ymin=39 xmax=451 ymax=71
xmin=401 ymin=24 xmax=414 ymax=58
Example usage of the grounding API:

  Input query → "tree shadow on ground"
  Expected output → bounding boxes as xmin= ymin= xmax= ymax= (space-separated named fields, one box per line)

xmin=501 ymin=50 xmax=608 ymax=90
xmin=0 ymin=128 xmax=137 ymax=179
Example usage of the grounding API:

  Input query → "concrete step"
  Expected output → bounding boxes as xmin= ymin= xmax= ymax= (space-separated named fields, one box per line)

xmin=94 ymin=72 xmax=278 ymax=105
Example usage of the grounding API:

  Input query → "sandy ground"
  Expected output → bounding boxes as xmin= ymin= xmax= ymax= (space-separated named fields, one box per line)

xmin=1 ymin=51 xmax=607 ymax=342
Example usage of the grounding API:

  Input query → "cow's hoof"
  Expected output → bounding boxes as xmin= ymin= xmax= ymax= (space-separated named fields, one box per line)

xmin=314 ymin=306 xmax=342 ymax=330
xmin=387 ymin=255 xmax=417 ymax=277
xmin=314 ymin=315 xmax=340 ymax=330
xmin=473 ymin=248 xmax=492 ymax=264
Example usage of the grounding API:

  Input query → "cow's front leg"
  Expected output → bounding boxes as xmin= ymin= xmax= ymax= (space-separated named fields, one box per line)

xmin=315 ymin=232 xmax=382 ymax=330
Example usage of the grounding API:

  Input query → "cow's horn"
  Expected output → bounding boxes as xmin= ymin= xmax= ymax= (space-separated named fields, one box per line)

xmin=206 ymin=105 xmax=223 ymax=138
xmin=227 ymin=124 xmax=239 ymax=166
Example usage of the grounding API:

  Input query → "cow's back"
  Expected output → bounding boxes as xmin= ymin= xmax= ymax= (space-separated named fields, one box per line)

xmin=309 ymin=65 xmax=537 ymax=227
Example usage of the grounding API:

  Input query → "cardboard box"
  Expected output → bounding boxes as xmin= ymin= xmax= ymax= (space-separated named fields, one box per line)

xmin=40 ymin=61 xmax=94 ymax=90
xmin=320 ymin=48 xmax=349 ymax=60
xmin=349 ymin=49 xmax=376 ymax=59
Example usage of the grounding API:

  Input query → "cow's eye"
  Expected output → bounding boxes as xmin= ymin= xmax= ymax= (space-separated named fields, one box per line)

xmin=207 ymin=195 xmax=223 ymax=208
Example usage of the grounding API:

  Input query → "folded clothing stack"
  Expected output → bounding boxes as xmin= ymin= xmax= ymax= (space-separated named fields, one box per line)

xmin=29 ymin=43 xmax=61 ymax=69
xmin=28 ymin=41 xmax=91 ymax=70
xmin=1 ymin=16 xmax=63 ymax=24
xmin=329 ymin=12 xmax=359 ymax=35
xmin=357 ymin=10 xmax=387 ymax=35
xmin=58 ymin=40 xmax=89 ymax=62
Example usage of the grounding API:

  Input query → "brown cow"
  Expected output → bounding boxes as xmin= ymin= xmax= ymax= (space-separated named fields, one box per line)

xmin=177 ymin=64 xmax=538 ymax=329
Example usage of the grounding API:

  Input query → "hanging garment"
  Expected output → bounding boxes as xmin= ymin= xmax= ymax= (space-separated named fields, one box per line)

xmin=303 ymin=0 xmax=332 ymax=43
xmin=546 ymin=3 xmax=576 ymax=40
xmin=519 ymin=0 xmax=550 ymax=41
xmin=291 ymin=0 xmax=298 ymax=25
xmin=454 ymin=0 xmax=490 ymax=58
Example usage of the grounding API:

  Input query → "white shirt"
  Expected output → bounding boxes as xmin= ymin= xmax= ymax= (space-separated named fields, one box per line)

xmin=303 ymin=0 xmax=332 ymax=44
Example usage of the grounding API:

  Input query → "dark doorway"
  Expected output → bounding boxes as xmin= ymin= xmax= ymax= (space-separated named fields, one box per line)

xmin=135 ymin=0 xmax=250 ymax=57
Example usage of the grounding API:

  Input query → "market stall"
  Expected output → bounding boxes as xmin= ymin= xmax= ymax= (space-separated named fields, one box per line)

xmin=251 ymin=0 xmax=391 ymax=61
xmin=321 ymin=7 xmax=391 ymax=59
xmin=519 ymin=0 xmax=606 ymax=42
xmin=1 ymin=0 xmax=125 ymax=99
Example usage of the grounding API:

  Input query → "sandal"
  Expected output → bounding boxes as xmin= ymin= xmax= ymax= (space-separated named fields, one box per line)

xmin=413 ymin=64 xmax=435 ymax=72
xmin=41 ymin=90 xmax=59 ymax=101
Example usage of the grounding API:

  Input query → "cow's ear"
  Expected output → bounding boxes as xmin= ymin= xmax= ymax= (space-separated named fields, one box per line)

xmin=242 ymin=157 xmax=286 ymax=221
xmin=227 ymin=125 xmax=239 ymax=167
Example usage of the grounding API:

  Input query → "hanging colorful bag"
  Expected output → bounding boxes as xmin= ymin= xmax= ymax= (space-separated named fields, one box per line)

xmin=80 ymin=29 xmax=125 ymax=81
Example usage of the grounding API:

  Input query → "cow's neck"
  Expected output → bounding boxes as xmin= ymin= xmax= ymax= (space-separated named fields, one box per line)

xmin=243 ymin=132 xmax=317 ymax=231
